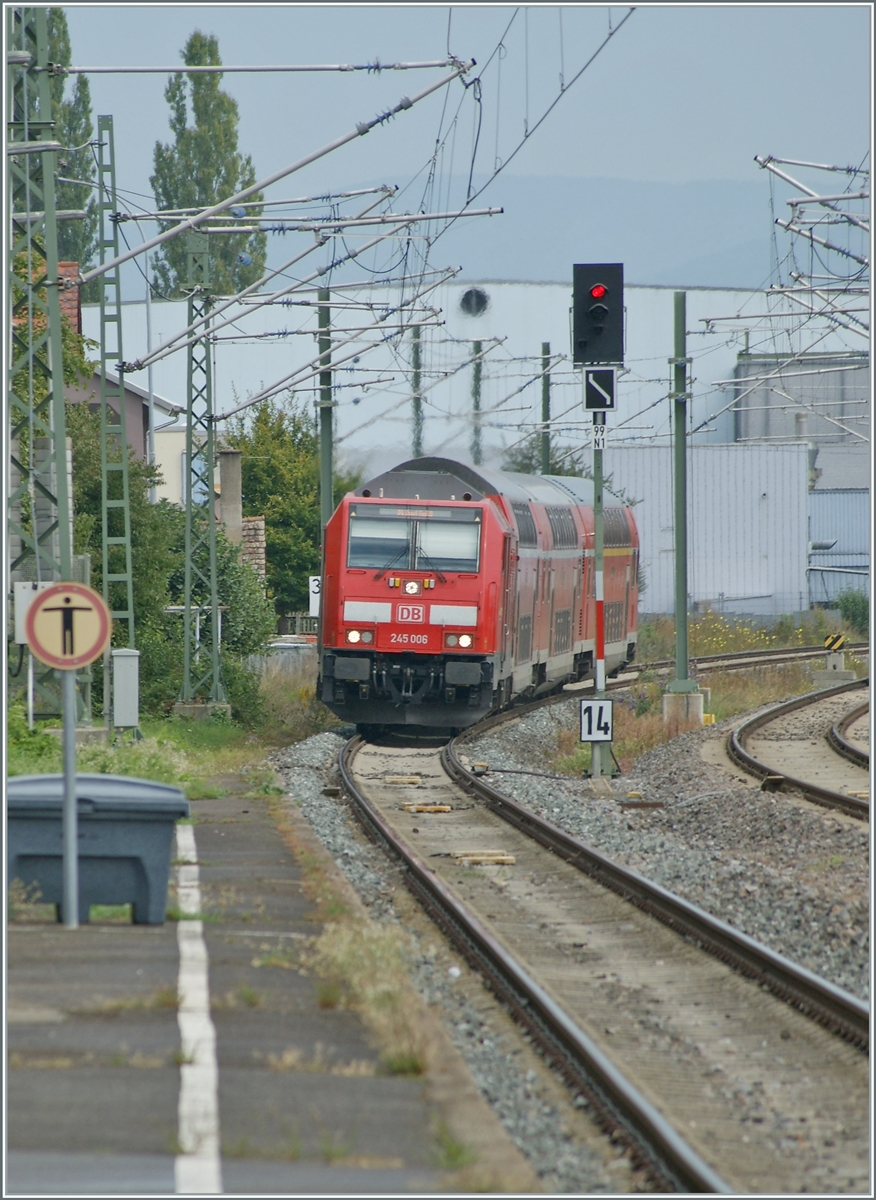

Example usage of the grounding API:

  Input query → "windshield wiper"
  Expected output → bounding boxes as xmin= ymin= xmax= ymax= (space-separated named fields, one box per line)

xmin=374 ymin=546 xmax=409 ymax=581
xmin=416 ymin=549 xmax=447 ymax=583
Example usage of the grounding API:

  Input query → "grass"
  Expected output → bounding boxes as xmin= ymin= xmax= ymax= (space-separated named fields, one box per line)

xmin=432 ymin=1120 xmax=478 ymax=1170
xmin=635 ymin=608 xmax=851 ymax=662
xmin=85 ymin=985 xmax=179 ymax=1015
xmin=258 ymin=658 xmax=341 ymax=744
xmin=306 ymin=919 xmax=431 ymax=1078
xmin=7 ymin=656 xmax=336 ymax=795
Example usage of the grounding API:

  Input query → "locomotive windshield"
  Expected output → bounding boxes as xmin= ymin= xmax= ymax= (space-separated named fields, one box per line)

xmin=348 ymin=506 xmax=481 ymax=572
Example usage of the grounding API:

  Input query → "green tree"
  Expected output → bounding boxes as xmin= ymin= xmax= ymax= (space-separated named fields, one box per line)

xmin=835 ymin=589 xmax=869 ymax=638
xmin=150 ymin=30 xmax=266 ymax=297
xmin=502 ymin=435 xmax=585 ymax=477
xmin=64 ymin=402 xmax=275 ymax=717
xmin=224 ymin=396 xmax=360 ymax=615
xmin=47 ymin=8 xmax=99 ymax=294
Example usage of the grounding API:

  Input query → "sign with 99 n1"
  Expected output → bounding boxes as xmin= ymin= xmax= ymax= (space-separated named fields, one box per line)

xmin=580 ymin=698 xmax=613 ymax=742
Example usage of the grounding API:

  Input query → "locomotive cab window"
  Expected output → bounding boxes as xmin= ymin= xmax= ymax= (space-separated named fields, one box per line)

xmin=348 ymin=517 xmax=410 ymax=569
xmin=347 ymin=506 xmax=481 ymax=572
xmin=417 ymin=521 xmax=479 ymax=572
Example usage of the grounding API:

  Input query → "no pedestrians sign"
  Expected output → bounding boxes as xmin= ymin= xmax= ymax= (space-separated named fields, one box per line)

xmin=24 ymin=582 xmax=112 ymax=670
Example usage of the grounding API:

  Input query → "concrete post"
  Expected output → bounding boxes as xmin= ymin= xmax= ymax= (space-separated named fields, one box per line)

xmin=218 ymin=449 xmax=243 ymax=545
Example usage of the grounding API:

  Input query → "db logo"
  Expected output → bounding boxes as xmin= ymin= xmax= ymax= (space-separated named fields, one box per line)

xmin=396 ymin=604 xmax=425 ymax=623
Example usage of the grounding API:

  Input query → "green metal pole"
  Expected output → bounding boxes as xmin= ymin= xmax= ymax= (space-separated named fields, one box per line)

xmin=471 ymin=340 xmax=482 ymax=465
xmin=667 ymin=290 xmax=696 ymax=693
xmin=540 ymin=342 xmax=551 ymax=474
xmin=412 ymin=324 xmax=423 ymax=458
xmin=318 ymin=289 xmax=333 ymax=541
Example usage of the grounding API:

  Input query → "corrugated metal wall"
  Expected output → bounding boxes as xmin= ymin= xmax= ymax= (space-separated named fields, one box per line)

xmin=808 ymin=489 xmax=870 ymax=602
xmin=604 ymin=445 xmax=810 ymax=615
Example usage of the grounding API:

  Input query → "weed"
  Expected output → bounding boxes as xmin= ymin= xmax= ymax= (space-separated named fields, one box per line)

xmin=89 ymin=904 xmax=132 ymax=923
xmin=307 ymin=921 xmax=431 ymax=1075
xmin=165 ymin=906 xmax=220 ymax=922
xmin=172 ymin=1048 xmax=195 ymax=1066
xmin=432 ymin=1120 xmax=477 ymax=1170
xmin=8 ymin=878 xmax=47 ymax=922
xmin=236 ymin=985 xmax=262 ymax=1008
xmin=259 ymin=658 xmax=341 ymax=744
xmin=319 ymin=1130 xmax=353 ymax=1164
xmin=184 ymin=782 xmax=226 ymax=801
xmin=381 ymin=1048 xmax=426 ymax=1077
xmin=282 ymin=1133 xmax=302 ymax=1161
xmin=223 ymin=1137 xmax=255 ymax=1159
xmin=251 ymin=949 xmax=297 ymax=969
xmin=316 ymin=979 xmax=342 ymax=1009
xmin=86 ymin=985 xmax=179 ymax=1015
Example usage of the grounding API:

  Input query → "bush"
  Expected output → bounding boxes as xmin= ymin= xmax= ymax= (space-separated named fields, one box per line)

xmin=221 ymin=654 xmax=264 ymax=728
xmin=7 ymin=703 xmax=62 ymax=776
xmin=835 ymin=589 xmax=869 ymax=638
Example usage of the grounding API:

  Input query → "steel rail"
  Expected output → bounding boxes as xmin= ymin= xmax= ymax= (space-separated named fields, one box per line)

xmin=827 ymin=701 xmax=870 ymax=769
xmin=442 ymin=738 xmax=869 ymax=1051
xmin=338 ymin=735 xmax=733 ymax=1194
xmin=661 ymin=640 xmax=868 ymax=673
xmin=726 ymin=678 xmax=869 ymax=820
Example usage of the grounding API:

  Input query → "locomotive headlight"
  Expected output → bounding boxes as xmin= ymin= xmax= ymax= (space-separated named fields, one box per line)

xmin=458 ymin=633 xmax=473 ymax=648
xmin=346 ymin=629 xmax=361 ymax=644
xmin=445 ymin=633 xmax=459 ymax=647
xmin=361 ymin=630 xmax=374 ymax=644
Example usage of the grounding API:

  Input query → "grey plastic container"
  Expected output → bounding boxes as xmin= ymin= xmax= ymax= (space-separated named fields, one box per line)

xmin=7 ymin=774 xmax=189 ymax=924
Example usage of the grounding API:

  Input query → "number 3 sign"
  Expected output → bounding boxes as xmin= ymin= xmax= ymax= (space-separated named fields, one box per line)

xmin=580 ymin=698 xmax=613 ymax=743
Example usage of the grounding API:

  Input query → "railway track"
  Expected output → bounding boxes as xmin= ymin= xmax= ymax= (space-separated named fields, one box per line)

xmin=727 ymin=679 xmax=870 ymax=819
xmin=828 ymin=700 xmax=870 ymax=769
xmin=338 ymin=730 xmax=869 ymax=1193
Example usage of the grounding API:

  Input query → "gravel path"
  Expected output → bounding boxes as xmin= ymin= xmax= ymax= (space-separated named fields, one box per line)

xmin=466 ymin=700 xmax=869 ymax=1000
xmin=270 ymin=731 xmax=621 ymax=1194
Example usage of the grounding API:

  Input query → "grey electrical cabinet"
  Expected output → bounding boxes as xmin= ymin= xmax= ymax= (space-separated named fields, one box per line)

xmin=111 ymin=648 xmax=140 ymax=729
xmin=7 ymin=774 xmax=189 ymax=924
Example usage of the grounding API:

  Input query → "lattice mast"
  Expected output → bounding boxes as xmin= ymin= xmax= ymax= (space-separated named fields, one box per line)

xmin=7 ymin=7 xmax=73 ymax=586
xmin=95 ymin=114 xmax=136 ymax=717
xmin=180 ymin=233 xmax=225 ymax=705
xmin=7 ymin=8 xmax=77 ymax=721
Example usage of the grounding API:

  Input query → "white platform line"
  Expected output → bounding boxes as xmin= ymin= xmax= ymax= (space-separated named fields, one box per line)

xmin=174 ymin=824 xmax=223 ymax=1194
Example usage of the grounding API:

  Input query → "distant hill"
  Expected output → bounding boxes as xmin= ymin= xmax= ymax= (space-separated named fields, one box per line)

xmin=313 ymin=174 xmax=774 ymax=290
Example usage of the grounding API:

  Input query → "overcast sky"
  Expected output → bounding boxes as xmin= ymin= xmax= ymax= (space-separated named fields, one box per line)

xmin=65 ymin=4 xmax=870 ymax=192
xmin=58 ymin=4 xmax=871 ymax=290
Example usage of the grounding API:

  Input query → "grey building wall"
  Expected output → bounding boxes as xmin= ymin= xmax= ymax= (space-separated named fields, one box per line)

xmin=604 ymin=444 xmax=810 ymax=616
xmin=808 ymin=489 xmax=870 ymax=603
xmin=733 ymin=352 xmax=869 ymax=447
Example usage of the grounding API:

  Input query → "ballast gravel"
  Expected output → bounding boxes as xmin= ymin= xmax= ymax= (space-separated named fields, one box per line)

xmin=271 ymin=731 xmax=619 ymax=1194
xmin=467 ymin=700 xmax=869 ymax=1001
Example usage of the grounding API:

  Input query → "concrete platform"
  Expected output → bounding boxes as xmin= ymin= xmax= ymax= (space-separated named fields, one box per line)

xmin=7 ymin=765 xmax=536 ymax=1194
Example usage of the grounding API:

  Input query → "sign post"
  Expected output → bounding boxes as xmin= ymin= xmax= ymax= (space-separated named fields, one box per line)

xmin=582 ymin=369 xmax=617 ymax=778
xmin=24 ymin=583 xmax=112 ymax=928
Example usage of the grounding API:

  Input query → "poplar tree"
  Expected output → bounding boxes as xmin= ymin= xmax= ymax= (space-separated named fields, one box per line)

xmin=150 ymin=31 xmax=267 ymax=297
xmin=47 ymin=8 xmax=99 ymax=290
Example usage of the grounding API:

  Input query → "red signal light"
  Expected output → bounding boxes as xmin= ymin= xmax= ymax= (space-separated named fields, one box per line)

xmin=590 ymin=283 xmax=607 ymax=299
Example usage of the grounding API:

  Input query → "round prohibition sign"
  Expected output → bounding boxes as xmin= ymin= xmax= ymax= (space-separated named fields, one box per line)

xmin=24 ymin=582 xmax=112 ymax=670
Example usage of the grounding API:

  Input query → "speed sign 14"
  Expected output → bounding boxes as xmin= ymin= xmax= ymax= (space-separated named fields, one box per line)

xmin=580 ymin=698 xmax=613 ymax=743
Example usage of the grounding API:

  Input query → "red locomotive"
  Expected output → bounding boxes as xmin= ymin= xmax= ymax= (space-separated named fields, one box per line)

xmin=318 ymin=457 xmax=639 ymax=731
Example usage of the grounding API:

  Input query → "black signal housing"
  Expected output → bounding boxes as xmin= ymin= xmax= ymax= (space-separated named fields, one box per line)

xmin=572 ymin=263 xmax=624 ymax=365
